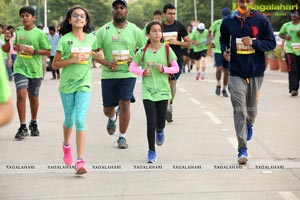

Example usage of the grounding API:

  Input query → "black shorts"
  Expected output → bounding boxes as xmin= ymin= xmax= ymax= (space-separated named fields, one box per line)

xmin=214 ymin=53 xmax=229 ymax=69
xmin=194 ymin=50 xmax=207 ymax=60
xmin=189 ymin=49 xmax=195 ymax=60
xmin=182 ymin=48 xmax=189 ymax=56
xmin=101 ymin=78 xmax=136 ymax=107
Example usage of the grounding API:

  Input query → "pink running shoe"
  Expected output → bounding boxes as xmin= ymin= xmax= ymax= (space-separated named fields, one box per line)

xmin=62 ymin=144 xmax=73 ymax=166
xmin=75 ymin=159 xmax=87 ymax=175
xmin=195 ymin=72 xmax=201 ymax=80
xmin=200 ymin=73 xmax=205 ymax=80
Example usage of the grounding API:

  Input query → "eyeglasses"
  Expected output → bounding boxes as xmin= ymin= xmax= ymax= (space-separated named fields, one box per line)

xmin=71 ymin=14 xmax=86 ymax=19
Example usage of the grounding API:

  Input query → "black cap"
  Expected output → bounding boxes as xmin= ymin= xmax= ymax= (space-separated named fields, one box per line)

xmin=112 ymin=0 xmax=128 ymax=8
xmin=221 ymin=7 xmax=231 ymax=18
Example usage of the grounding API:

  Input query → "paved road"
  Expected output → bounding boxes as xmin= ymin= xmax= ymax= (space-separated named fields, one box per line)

xmin=0 ymin=57 xmax=299 ymax=200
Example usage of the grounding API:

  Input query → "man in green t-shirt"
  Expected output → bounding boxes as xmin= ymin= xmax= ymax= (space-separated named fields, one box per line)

xmin=279 ymin=10 xmax=300 ymax=97
xmin=13 ymin=6 xmax=51 ymax=140
xmin=190 ymin=23 xmax=209 ymax=80
xmin=0 ymin=46 xmax=13 ymax=127
xmin=96 ymin=0 xmax=145 ymax=149
xmin=208 ymin=7 xmax=231 ymax=97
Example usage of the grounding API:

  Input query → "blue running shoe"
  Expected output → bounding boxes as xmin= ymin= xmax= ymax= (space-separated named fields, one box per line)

xmin=238 ymin=148 xmax=248 ymax=165
xmin=156 ymin=130 xmax=165 ymax=146
xmin=247 ymin=124 xmax=253 ymax=141
xmin=117 ymin=137 xmax=128 ymax=149
xmin=147 ymin=150 xmax=157 ymax=163
xmin=107 ymin=112 xmax=118 ymax=135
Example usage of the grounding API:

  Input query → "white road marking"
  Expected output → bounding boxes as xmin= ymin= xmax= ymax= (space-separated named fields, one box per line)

xmin=204 ymin=111 xmax=223 ymax=124
xmin=269 ymin=80 xmax=288 ymax=84
xmin=178 ymin=87 xmax=188 ymax=94
xmin=221 ymin=129 xmax=229 ymax=132
xmin=189 ymin=97 xmax=202 ymax=105
xmin=278 ymin=191 xmax=299 ymax=200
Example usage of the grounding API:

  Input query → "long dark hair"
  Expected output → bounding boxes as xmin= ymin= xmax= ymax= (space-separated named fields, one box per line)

xmin=145 ymin=21 xmax=163 ymax=44
xmin=59 ymin=5 xmax=91 ymax=36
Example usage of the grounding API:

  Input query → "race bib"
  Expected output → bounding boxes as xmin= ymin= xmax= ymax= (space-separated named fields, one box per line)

xmin=146 ymin=62 xmax=155 ymax=69
xmin=236 ymin=38 xmax=255 ymax=54
xmin=112 ymin=50 xmax=130 ymax=65
xmin=19 ymin=45 xmax=34 ymax=58
xmin=291 ymin=43 xmax=300 ymax=52
xmin=163 ymin=32 xmax=178 ymax=44
xmin=71 ymin=47 xmax=91 ymax=64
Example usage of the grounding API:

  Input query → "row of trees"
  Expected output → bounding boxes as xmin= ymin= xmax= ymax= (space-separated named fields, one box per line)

xmin=0 ymin=0 xmax=298 ymax=31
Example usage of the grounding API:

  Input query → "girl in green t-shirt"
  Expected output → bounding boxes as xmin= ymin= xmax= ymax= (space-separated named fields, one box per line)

xmin=129 ymin=21 xmax=179 ymax=163
xmin=52 ymin=6 xmax=104 ymax=175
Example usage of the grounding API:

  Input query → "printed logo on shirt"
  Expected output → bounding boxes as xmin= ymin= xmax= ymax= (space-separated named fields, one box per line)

xmin=112 ymin=36 xmax=120 ymax=41
xmin=251 ymin=25 xmax=258 ymax=38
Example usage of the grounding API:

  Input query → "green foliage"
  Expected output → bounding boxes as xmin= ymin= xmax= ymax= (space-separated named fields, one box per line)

xmin=0 ymin=0 xmax=297 ymax=32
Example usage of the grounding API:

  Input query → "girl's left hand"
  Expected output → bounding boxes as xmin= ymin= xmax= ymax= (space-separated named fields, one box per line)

xmin=156 ymin=64 xmax=164 ymax=73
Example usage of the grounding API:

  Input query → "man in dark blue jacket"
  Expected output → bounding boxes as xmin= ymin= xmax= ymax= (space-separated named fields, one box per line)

xmin=220 ymin=0 xmax=276 ymax=164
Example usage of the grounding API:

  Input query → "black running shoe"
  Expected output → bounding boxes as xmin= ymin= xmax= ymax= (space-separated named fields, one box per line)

xmin=15 ymin=127 xmax=29 ymax=140
xmin=215 ymin=85 xmax=221 ymax=96
xmin=29 ymin=121 xmax=40 ymax=136
xmin=222 ymin=90 xmax=229 ymax=97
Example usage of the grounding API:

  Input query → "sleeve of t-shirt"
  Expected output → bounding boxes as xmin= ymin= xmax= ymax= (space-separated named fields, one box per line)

xmin=39 ymin=31 xmax=52 ymax=50
xmin=210 ymin=21 xmax=216 ymax=33
xmin=13 ymin=29 xmax=19 ymax=45
xmin=279 ymin=23 xmax=287 ymax=35
xmin=132 ymin=48 xmax=142 ymax=64
xmin=137 ymin=28 xmax=148 ymax=48
xmin=179 ymin=22 xmax=188 ymax=39
xmin=96 ymin=27 xmax=105 ymax=49
xmin=56 ymin=36 xmax=64 ymax=52
xmin=92 ymin=35 xmax=98 ymax=51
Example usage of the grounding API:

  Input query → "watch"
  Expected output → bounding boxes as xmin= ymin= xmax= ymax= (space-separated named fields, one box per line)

xmin=33 ymin=50 xmax=38 ymax=55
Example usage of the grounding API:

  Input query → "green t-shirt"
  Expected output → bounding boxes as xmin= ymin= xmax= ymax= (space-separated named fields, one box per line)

xmin=133 ymin=44 xmax=177 ymax=101
xmin=96 ymin=21 xmax=146 ymax=79
xmin=190 ymin=29 xmax=209 ymax=52
xmin=279 ymin=22 xmax=300 ymax=56
xmin=188 ymin=32 xmax=194 ymax=50
xmin=0 ymin=53 xmax=11 ymax=103
xmin=209 ymin=19 xmax=222 ymax=54
xmin=57 ymin=32 xmax=97 ymax=94
xmin=13 ymin=27 xmax=51 ymax=78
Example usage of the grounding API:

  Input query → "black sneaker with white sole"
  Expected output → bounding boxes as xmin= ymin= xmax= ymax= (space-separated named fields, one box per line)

xmin=15 ymin=127 xmax=29 ymax=140
xmin=29 ymin=121 xmax=40 ymax=136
